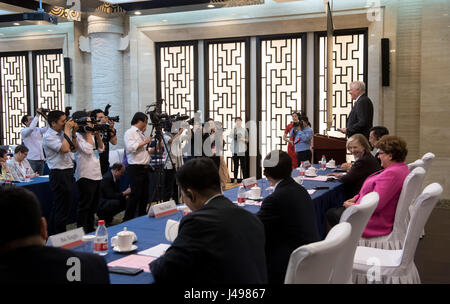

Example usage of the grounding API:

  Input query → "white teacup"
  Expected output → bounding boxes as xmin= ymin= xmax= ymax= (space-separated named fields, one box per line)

xmin=249 ymin=186 xmax=261 ymax=199
xmin=111 ymin=227 xmax=134 ymax=251
xmin=306 ymin=167 xmax=317 ymax=176
xmin=327 ymin=159 xmax=336 ymax=168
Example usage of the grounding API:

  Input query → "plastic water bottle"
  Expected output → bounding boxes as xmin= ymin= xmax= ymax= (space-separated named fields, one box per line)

xmin=237 ymin=185 xmax=246 ymax=207
xmin=320 ymin=155 xmax=327 ymax=171
xmin=5 ymin=170 xmax=12 ymax=184
xmin=25 ymin=168 xmax=31 ymax=182
xmin=94 ymin=220 xmax=108 ymax=256
xmin=299 ymin=162 xmax=306 ymax=184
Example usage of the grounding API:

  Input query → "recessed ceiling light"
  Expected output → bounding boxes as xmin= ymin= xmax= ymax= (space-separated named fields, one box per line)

xmin=208 ymin=4 xmax=215 ymax=8
xmin=134 ymin=11 xmax=142 ymax=15
xmin=162 ymin=19 xmax=168 ymax=22
xmin=47 ymin=29 xmax=53 ymax=32
xmin=13 ymin=22 xmax=20 ymax=26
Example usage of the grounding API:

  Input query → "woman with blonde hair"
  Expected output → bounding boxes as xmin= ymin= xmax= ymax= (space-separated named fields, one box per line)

xmin=328 ymin=134 xmax=381 ymax=198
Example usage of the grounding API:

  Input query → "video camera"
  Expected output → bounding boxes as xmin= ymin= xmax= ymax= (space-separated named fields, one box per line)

xmin=145 ymin=99 xmax=189 ymax=134
xmin=103 ymin=104 xmax=120 ymax=123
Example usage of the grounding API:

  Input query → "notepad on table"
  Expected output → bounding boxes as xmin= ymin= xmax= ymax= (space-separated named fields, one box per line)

xmin=107 ymin=254 xmax=156 ymax=273
xmin=138 ymin=243 xmax=171 ymax=258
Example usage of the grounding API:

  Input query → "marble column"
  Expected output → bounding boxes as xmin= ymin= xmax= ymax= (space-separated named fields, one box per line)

xmin=79 ymin=15 xmax=129 ymax=146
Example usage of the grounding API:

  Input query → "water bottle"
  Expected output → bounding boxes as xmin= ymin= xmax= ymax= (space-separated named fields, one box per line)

xmin=94 ymin=220 xmax=108 ymax=256
xmin=5 ymin=170 xmax=12 ymax=184
xmin=299 ymin=162 xmax=306 ymax=184
xmin=25 ymin=167 xmax=31 ymax=182
xmin=237 ymin=185 xmax=246 ymax=207
xmin=320 ymin=155 xmax=327 ymax=171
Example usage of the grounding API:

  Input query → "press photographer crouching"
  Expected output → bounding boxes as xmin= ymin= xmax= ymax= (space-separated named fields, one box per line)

xmin=97 ymin=163 xmax=130 ymax=226
xmin=90 ymin=105 xmax=118 ymax=175
xmin=72 ymin=111 xmax=104 ymax=234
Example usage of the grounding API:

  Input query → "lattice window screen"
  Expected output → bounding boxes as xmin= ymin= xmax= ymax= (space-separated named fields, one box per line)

xmin=207 ymin=40 xmax=247 ymax=179
xmin=318 ymin=33 xmax=365 ymax=138
xmin=159 ymin=44 xmax=196 ymax=118
xmin=33 ymin=51 xmax=65 ymax=126
xmin=0 ymin=53 xmax=29 ymax=146
xmin=260 ymin=37 xmax=303 ymax=162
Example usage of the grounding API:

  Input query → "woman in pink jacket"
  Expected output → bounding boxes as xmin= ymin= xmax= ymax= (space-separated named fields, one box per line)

xmin=327 ymin=135 xmax=409 ymax=238
xmin=343 ymin=135 xmax=409 ymax=238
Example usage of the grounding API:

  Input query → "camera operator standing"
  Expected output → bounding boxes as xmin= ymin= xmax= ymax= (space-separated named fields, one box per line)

xmin=90 ymin=109 xmax=117 ymax=175
xmin=20 ymin=108 xmax=48 ymax=175
xmin=289 ymin=115 xmax=313 ymax=166
xmin=123 ymin=112 xmax=153 ymax=221
xmin=43 ymin=110 xmax=78 ymax=234
xmin=72 ymin=111 xmax=104 ymax=234
xmin=228 ymin=117 xmax=248 ymax=184
xmin=162 ymin=121 xmax=185 ymax=204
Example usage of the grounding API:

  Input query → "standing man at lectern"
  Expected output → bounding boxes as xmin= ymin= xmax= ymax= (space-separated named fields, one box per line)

xmin=340 ymin=81 xmax=373 ymax=140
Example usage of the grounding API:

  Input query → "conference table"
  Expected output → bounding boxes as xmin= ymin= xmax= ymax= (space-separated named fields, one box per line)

xmin=74 ymin=165 xmax=346 ymax=284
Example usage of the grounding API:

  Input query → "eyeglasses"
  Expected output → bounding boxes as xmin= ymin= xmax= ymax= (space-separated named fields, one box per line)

xmin=378 ymin=151 xmax=386 ymax=155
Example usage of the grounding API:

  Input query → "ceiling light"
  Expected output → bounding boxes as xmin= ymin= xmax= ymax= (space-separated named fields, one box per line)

xmin=208 ymin=4 xmax=215 ymax=8
xmin=13 ymin=22 xmax=20 ymax=26
xmin=134 ymin=11 xmax=142 ymax=15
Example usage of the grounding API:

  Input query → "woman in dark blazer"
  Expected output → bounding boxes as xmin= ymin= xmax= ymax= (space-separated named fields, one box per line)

xmin=328 ymin=134 xmax=382 ymax=198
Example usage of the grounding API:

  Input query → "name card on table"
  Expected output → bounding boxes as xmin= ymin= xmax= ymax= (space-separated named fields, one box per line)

xmin=148 ymin=200 xmax=178 ymax=218
xmin=242 ymin=177 xmax=257 ymax=189
xmin=46 ymin=227 xmax=85 ymax=249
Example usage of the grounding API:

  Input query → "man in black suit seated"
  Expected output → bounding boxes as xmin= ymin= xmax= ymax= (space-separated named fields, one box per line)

xmin=341 ymin=81 xmax=374 ymax=140
xmin=257 ymin=151 xmax=320 ymax=284
xmin=369 ymin=126 xmax=389 ymax=164
xmin=0 ymin=186 xmax=109 ymax=284
xmin=150 ymin=157 xmax=268 ymax=284
xmin=97 ymin=163 xmax=130 ymax=226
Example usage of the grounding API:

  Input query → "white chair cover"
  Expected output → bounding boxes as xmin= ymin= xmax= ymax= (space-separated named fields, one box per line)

xmin=407 ymin=159 xmax=424 ymax=172
xmin=352 ymin=183 xmax=443 ymax=284
xmin=284 ymin=222 xmax=351 ymax=284
xmin=359 ymin=167 xmax=426 ymax=249
xmin=332 ymin=192 xmax=379 ymax=283
xmin=108 ymin=149 xmax=121 ymax=166
xmin=421 ymin=152 xmax=435 ymax=172
xmin=165 ymin=219 xmax=180 ymax=242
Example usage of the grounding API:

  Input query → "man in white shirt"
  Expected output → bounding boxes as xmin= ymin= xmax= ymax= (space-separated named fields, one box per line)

xmin=20 ymin=109 xmax=48 ymax=175
xmin=42 ymin=110 xmax=78 ymax=234
xmin=123 ymin=112 xmax=153 ymax=221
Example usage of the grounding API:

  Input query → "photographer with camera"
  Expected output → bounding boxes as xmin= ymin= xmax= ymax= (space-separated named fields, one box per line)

xmin=228 ymin=117 xmax=248 ymax=184
xmin=42 ymin=110 xmax=78 ymax=234
xmin=123 ymin=112 xmax=153 ymax=221
xmin=90 ymin=106 xmax=118 ymax=175
xmin=162 ymin=121 xmax=185 ymax=204
xmin=20 ymin=108 xmax=49 ymax=175
xmin=289 ymin=115 xmax=313 ymax=166
xmin=71 ymin=111 xmax=104 ymax=234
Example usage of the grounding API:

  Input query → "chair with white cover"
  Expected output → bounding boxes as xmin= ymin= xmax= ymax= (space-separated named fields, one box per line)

xmin=352 ymin=183 xmax=443 ymax=284
xmin=358 ymin=167 xmax=426 ymax=250
xmin=284 ymin=222 xmax=352 ymax=284
xmin=408 ymin=159 xmax=424 ymax=172
xmin=108 ymin=149 xmax=120 ymax=166
xmin=421 ymin=152 xmax=435 ymax=172
xmin=330 ymin=192 xmax=379 ymax=284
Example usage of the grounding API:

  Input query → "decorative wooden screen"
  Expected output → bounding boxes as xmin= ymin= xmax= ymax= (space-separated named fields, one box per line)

xmin=257 ymin=34 xmax=306 ymax=170
xmin=205 ymin=38 xmax=249 ymax=179
xmin=0 ymin=52 xmax=30 ymax=146
xmin=316 ymin=30 xmax=367 ymax=138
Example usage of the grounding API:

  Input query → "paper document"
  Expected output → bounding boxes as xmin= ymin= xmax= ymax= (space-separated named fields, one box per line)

xmin=307 ymin=190 xmax=317 ymax=195
xmin=302 ymin=176 xmax=329 ymax=182
xmin=107 ymin=254 xmax=156 ymax=273
xmin=138 ymin=243 xmax=171 ymax=258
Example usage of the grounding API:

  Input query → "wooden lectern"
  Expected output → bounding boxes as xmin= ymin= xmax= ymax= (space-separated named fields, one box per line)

xmin=311 ymin=134 xmax=347 ymax=164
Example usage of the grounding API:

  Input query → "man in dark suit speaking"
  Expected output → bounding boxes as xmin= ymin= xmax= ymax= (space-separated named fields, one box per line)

xmin=257 ymin=151 xmax=320 ymax=283
xmin=149 ymin=157 xmax=268 ymax=284
xmin=341 ymin=81 xmax=373 ymax=140
xmin=0 ymin=186 xmax=109 ymax=284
